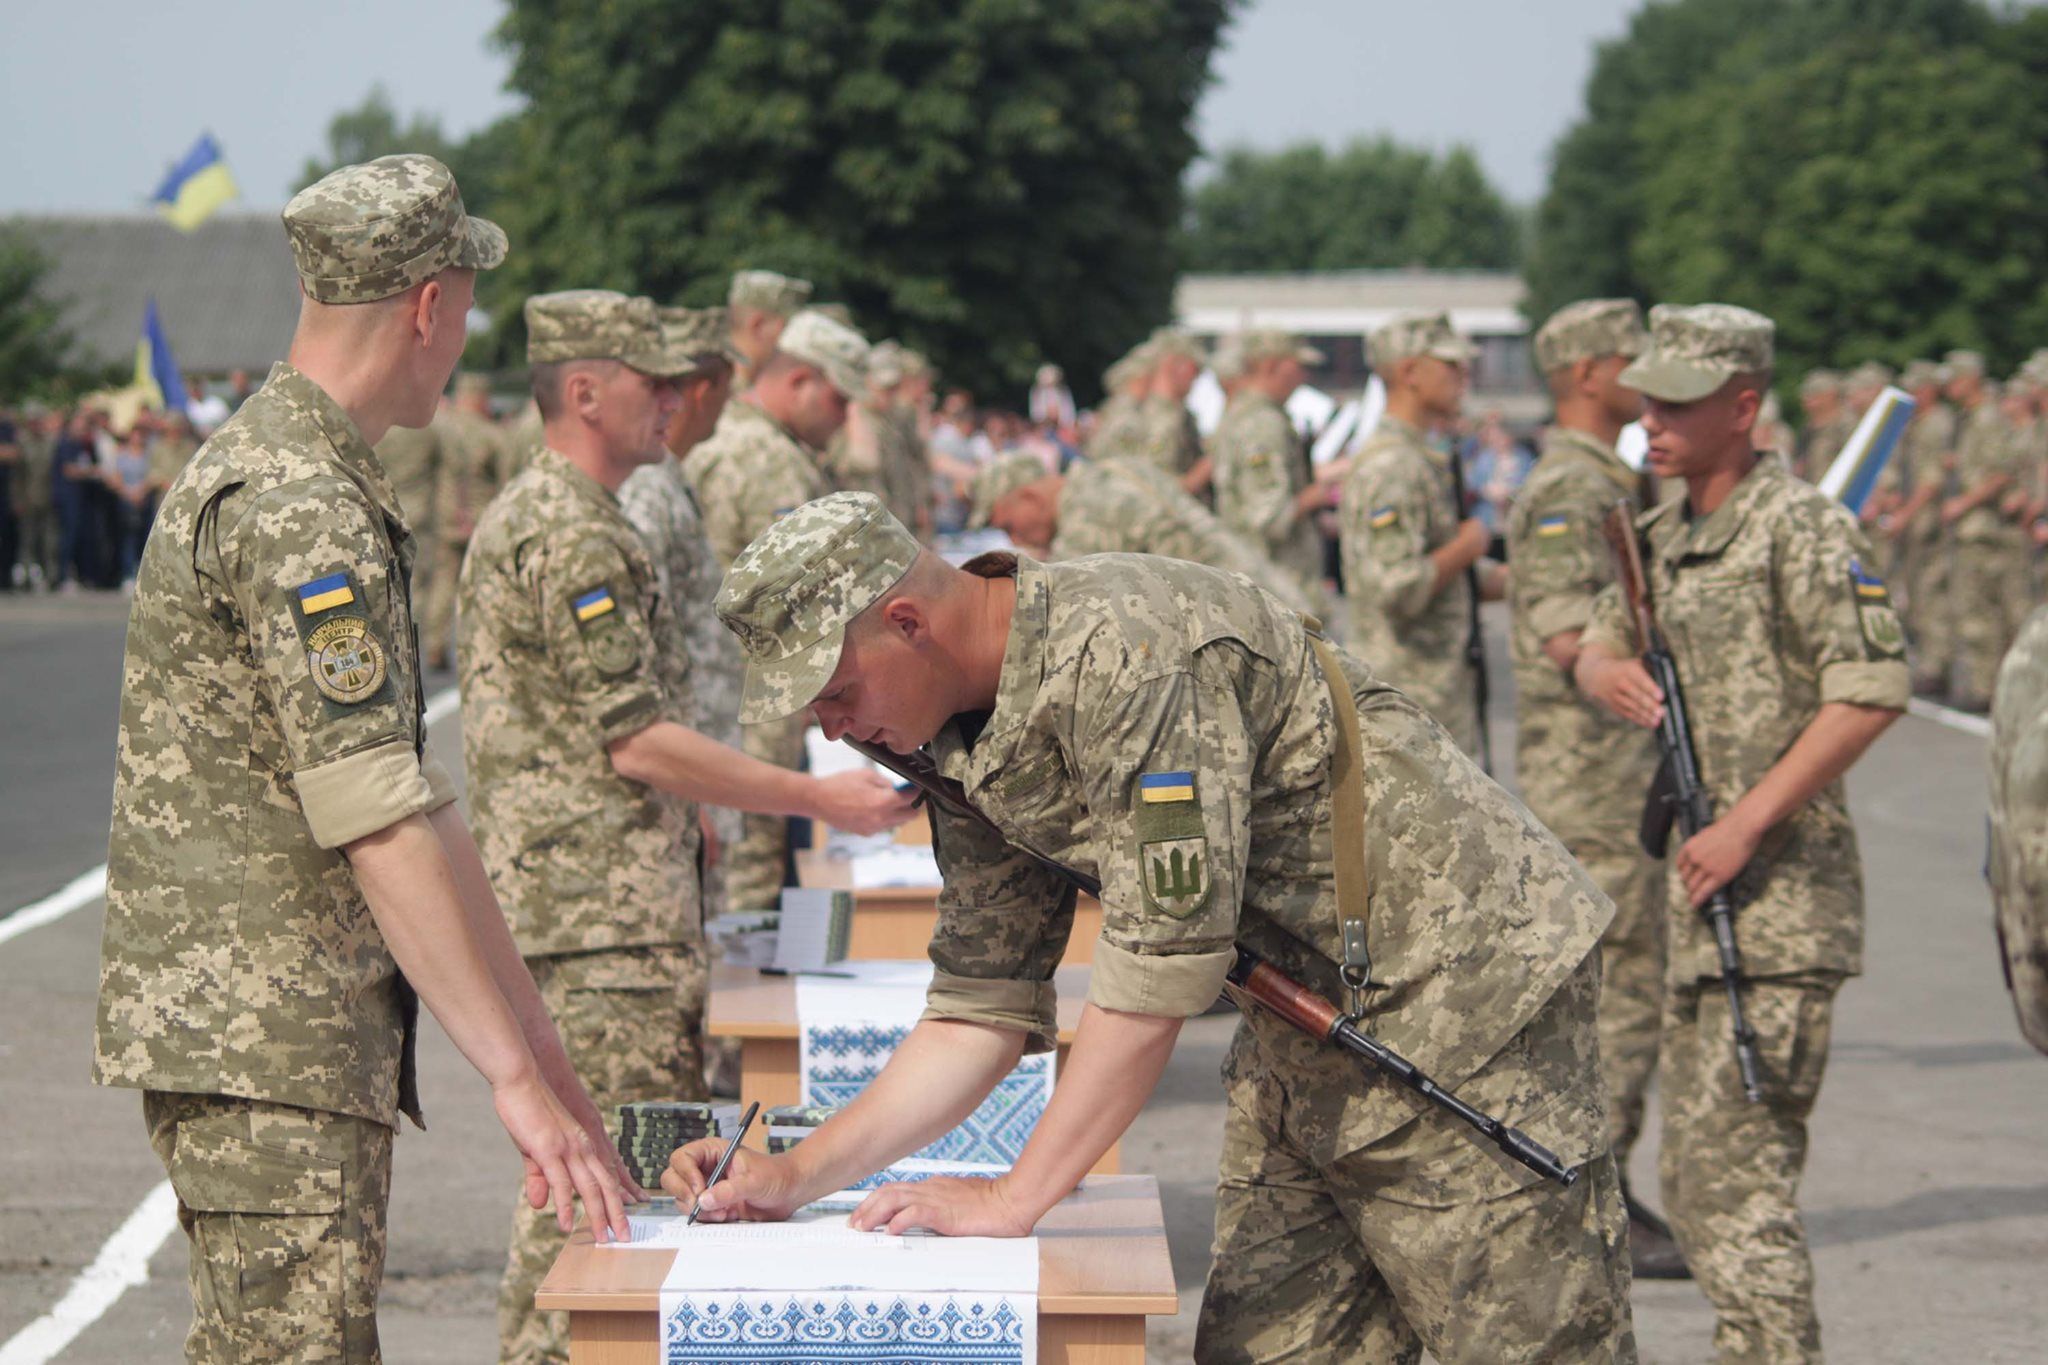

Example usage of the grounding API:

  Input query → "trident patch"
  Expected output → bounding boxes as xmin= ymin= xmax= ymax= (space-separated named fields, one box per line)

xmin=1142 ymin=837 xmax=1210 ymax=919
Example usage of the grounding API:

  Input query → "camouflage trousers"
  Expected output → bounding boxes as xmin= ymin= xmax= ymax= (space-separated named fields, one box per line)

xmin=1195 ymin=954 xmax=1636 ymax=1363
xmin=1575 ymin=838 xmax=1668 ymax=1167
xmin=145 ymin=1091 xmax=393 ymax=1364
xmin=1902 ymin=533 xmax=1951 ymax=690
xmin=1660 ymin=972 xmax=1843 ymax=1365
xmin=419 ymin=533 xmax=468 ymax=668
xmin=497 ymin=943 xmax=710 ymax=1365
xmin=1950 ymin=540 xmax=2030 ymax=706
xmin=725 ymin=711 xmax=807 ymax=913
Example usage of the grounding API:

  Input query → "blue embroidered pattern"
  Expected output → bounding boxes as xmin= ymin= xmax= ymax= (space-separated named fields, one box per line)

xmin=664 ymin=1293 xmax=1028 ymax=1363
xmin=803 ymin=1023 xmax=1051 ymax=1166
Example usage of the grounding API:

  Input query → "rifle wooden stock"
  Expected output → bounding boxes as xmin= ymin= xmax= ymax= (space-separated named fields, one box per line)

xmin=1447 ymin=449 xmax=1493 ymax=773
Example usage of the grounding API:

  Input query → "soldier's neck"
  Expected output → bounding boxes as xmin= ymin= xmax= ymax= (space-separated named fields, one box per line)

xmin=287 ymin=340 xmax=411 ymax=448
xmin=1382 ymin=389 xmax=1435 ymax=432
xmin=1552 ymin=396 xmax=1624 ymax=450
xmin=951 ymin=570 xmax=1018 ymax=714
xmin=1684 ymin=443 xmax=1760 ymax=517
xmin=545 ymin=421 xmax=638 ymax=492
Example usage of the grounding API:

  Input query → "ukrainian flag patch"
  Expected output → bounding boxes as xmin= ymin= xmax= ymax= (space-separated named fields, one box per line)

xmin=296 ymin=572 xmax=355 ymax=614
xmin=1369 ymin=506 xmax=1399 ymax=530
xmin=573 ymin=586 xmax=617 ymax=622
xmin=1850 ymin=560 xmax=1888 ymax=599
xmin=1537 ymin=515 xmax=1570 ymax=538
xmin=1140 ymin=771 xmax=1196 ymax=803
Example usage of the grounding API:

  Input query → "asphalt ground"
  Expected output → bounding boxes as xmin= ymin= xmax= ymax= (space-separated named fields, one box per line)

xmin=2 ymin=595 xmax=2043 ymax=1364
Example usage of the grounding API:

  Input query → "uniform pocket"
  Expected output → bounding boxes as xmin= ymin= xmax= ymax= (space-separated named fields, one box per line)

xmin=168 ymin=1121 xmax=343 ymax=1318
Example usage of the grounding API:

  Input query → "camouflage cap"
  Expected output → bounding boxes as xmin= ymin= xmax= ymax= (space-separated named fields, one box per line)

xmin=283 ymin=154 xmax=505 ymax=305
xmin=968 ymin=451 xmax=1054 ymax=528
xmin=1899 ymin=359 xmax=1945 ymax=391
xmin=777 ymin=310 xmax=871 ymax=399
xmin=659 ymin=304 xmax=740 ymax=370
xmin=1208 ymin=336 xmax=1247 ymax=382
xmin=1367 ymin=312 xmax=1476 ymax=371
xmin=1531 ymin=299 xmax=1646 ymax=373
xmin=1799 ymin=368 xmax=1843 ymax=398
xmin=715 ymin=492 xmax=921 ymax=723
xmin=810 ymin=302 xmax=856 ymax=327
xmin=1943 ymin=349 xmax=1985 ymax=378
xmin=1106 ymin=342 xmax=1156 ymax=390
xmin=1846 ymin=360 xmax=1895 ymax=391
xmin=525 ymin=290 xmax=687 ymax=376
xmin=895 ymin=347 xmax=932 ymax=380
xmin=1619 ymin=303 xmax=1774 ymax=403
xmin=1237 ymin=329 xmax=1326 ymax=368
xmin=728 ymin=270 xmax=813 ymax=317
xmin=1148 ymin=329 xmax=1208 ymax=364
xmin=866 ymin=340 xmax=908 ymax=390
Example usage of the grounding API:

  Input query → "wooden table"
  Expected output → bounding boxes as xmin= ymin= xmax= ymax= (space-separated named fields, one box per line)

xmin=796 ymin=847 xmax=1103 ymax=966
xmin=537 ymin=1173 xmax=1177 ymax=1364
xmin=705 ymin=961 xmax=1117 ymax=1173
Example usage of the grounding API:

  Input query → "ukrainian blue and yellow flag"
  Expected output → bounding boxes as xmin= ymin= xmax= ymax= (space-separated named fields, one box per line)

xmin=133 ymin=298 xmax=186 ymax=414
xmin=298 ymin=573 xmax=357 ymax=614
xmin=150 ymin=133 xmax=239 ymax=232
xmin=573 ymin=587 xmax=617 ymax=622
xmin=1139 ymin=771 xmax=1196 ymax=803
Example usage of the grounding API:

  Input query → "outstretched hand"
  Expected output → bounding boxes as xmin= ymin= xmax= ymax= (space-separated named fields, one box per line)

xmin=848 ymin=1175 xmax=1036 ymax=1238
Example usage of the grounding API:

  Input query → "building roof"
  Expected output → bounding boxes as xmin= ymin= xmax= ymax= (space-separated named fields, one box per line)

xmin=1175 ymin=268 xmax=1528 ymax=338
xmin=12 ymin=212 xmax=300 ymax=376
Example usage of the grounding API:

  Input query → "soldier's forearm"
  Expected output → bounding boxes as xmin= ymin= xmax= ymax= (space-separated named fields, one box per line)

xmin=425 ymin=805 xmax=566 ymax=1070
xmin=608 ymin=719 xmax=814 ymax=817
xmin=1723 ymin=701 xmax=1902 ymax=843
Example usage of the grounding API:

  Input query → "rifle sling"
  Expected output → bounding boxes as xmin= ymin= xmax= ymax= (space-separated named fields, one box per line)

xmin=1306 ymin=629 xmax=1376 ymax=1002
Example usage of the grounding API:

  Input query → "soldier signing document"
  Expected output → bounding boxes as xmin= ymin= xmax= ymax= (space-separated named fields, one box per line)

xmin=665 ymin=491 xmax=1637 ymax=1362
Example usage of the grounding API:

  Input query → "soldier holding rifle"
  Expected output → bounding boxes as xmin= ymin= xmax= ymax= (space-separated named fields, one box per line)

xmin=1575 ymin=305 xmax=1906 ymax=1365
xmin=668 ymin=491 xmax=1635 ymax=1362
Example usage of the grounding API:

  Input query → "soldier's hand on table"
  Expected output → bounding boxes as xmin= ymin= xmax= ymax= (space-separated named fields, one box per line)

xmin=814 ymin=770 xmax=921 ymax=835
xmin=1578 ymin=654 xmax=1664 ymax=728
xmin=1676 ymin=814 xmax=1762 ymax=908
xmin=849 ymin=1176 xmax=1034 ymax=1238
xmin=493 ymin=1073 xmax=632 ymax=1243
xmin=661 ymin=1140 xmax=803 ymax=1221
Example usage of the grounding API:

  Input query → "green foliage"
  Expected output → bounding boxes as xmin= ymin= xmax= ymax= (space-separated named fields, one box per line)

xmin=297 ymin=85 xmax=515 ymax=219
xmin=0 ymin=228 xmax=107 ymax=400
xmin=484 ymin=0 xmax=1236 ymax=399
xmin=1180 ymin=138 xmax=1518 ymax=272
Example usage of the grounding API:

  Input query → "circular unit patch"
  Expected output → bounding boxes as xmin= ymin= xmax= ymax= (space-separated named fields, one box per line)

xmin=306 ymin=617 xmax=388 ymax=704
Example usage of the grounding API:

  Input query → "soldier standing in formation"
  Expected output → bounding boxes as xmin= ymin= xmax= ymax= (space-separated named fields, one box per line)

xmin=1507 ymin=299 xmax=1685 ymax=1279
xmin=1873 ymin=359 xmax=1958 ymax=696
xmin=1083 ymin=343 xmax=1155 ymax=463
xmin=1577 ymin=305 xmax=1906 ymax=1363
xmin=1941 ymin=350 xmax=2028 ymax=712
xmin=370 ymin=386 xmax=442 ymax=608
xmin=1792 ymin=369 xmax=1850 ymax=482
xmin=418 ymin=373 xmax=510 ymax=667
xmin=457 ymin=290 xmax=915 ymax=1365
xmin=1340 ymin=312 xmax=1500 ymax=756
xmin=94 ymin=154 xmax=630 ymax=1363
xmin=726 ymin=269 xmax=812 ymax=389
xmin=1208 ymin=330 xmax=1333 ymax=604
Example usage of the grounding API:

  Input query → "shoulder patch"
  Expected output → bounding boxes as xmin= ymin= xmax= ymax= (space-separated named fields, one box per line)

xmin=296 ymin=572 xmax=356 ymax=614
xmin=305 ymin=616 xmax=388 ymax=705
xmin=573 ymin=585 xmax=617 ymax=622
xmin=1536 ymin=514 xmax=1570 ymax=538
xmin=1850 ymin=559 xmax=1905 ymax=658
xmin=1139 ymin=770 xmax=1196 ymax=803
xmin=1369 ymin=506 xmax=1399 ymax=531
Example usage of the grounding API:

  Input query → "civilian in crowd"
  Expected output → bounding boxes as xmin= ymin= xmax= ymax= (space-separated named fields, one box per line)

xmin=53 ymin=407 xmax=107 ymax=590
xmin=104 ymin=423 xmax=155 ymax=582
xmin=183 ymin=378 xmax=229 ymax=434
xmin=0 ymin=407 xmax=18 ymax=590
xmin=1028 ymin=362 xmax=1075 ymax=430
xmin=1463 ymin=409 xmax=1535 ymax=555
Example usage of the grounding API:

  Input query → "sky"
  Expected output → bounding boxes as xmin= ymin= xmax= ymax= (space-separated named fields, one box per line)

xmin=0 ymin=0 xmax=1641 ymax=216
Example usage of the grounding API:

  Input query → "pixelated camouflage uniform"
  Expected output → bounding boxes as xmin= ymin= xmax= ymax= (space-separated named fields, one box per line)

xmin=1795 ymin=412 xmax=1853 ymax=485
xmin=1991 ymin=605 xmax=2048 ymax=1055
xmin=1133 ymin=393 xmax=1203 ymax=479
xmin=1897 ymin=402 xmax=1958 ymax=690
xmin=1082 ymin=390 xmax=1147 ymax=466
xmin=1210 ymin=390 xmax=1326 ymax=596
xmin=1507 ymin=426 xmax=1666 ymax=1167
xmin=419 ymin=404 xmax=509 ymax=665
xmin=1339 ymin=414 xmax=1482 ymax=755
xmin=1585 ymin=454 xmax=1910 ymax=1364
xmin=97 ymin=362 xmax=457 ymax=1362
xmin=1949 ymin=402 xmax=2028 ymax=706
xmin=370 ymin=416 xmax=440 ymax=614
xmin=459 ymin=445 xmax=709 ymax=1365
xmin=878 ymin=402 xmax=934 ymax=536
xmin=683 ymin=398 xmax=832 ymax=910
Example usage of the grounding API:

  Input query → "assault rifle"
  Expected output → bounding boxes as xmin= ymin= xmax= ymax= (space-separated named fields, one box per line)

xmin=845 ymin=737 xmax=1577 ymax=1184
xmin=1447 ymin=449 xmax=1493 ymax=773
xmin=1601 ymin=503 xmax=1764 ymax=1102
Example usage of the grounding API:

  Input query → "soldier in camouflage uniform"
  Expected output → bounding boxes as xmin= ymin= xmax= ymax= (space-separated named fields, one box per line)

xmin=727 ymin=269 xmax=812 ymax=390
xmin=1793 ymin=369 xmax=1851 ymax=484
xmin=1137 ymin=329 xmax=1211 ymax=494
xmin=461 ymin=293 xmax=913 ymax=1365
xmin=1990 ymin=604 xmax=2048 ymax=1056
xmin=1083 ymin=344 xmax=1155 ymax=465
xmin=663 ymin=491 xmax=1634 ymax=1361
xmin=1339 ymin=312 xmax=1501 ymax=756
xmin=1578 ymin=305 xmax=1908 ymax=1364
xmin=821 ymin=344 xmax=899 ymax=512
xmin=683 ymin=309 xmax=874 ymax=911
xmin=94 ymin=154 xmax=628 ymax=1365
xmin=967 ymin=449 xmax=1316 ymax=615
xmin=1507 ymin=299 xmax=1686 ymax=1279
xmin=1873 ymin=360 xmax=1957 ymax=694
xmin=1941 ymin=351 xmax=2027 ymax=710
xmin=370 ymin=399 xmax=441 ymax=608
xmin=417 ymin=373 xmax=509 ymax=667
xmin=880 ymin=344 xmax=937 ymax=539
xmin=1208 ymin=330 xmax=1331 ymax=600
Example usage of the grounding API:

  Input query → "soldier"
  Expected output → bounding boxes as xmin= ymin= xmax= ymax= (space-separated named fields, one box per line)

xmin=683 ymin=309 xmax=872 ymax=912
xmin=664 ymin=492 xmax=1635 ymax=1361
xmin=1508 ymin=299 xmax=1684 ymax=1278
xmin=863 ymin=341 xmax=935 ymax=537
xmin=1339 ymin=312 xmax=1501 ymax=756
xmin=1990 ymin=604 xmax=2048 ymax=1056
xmin=14 ymin=402 xmax=59 ymax=589
xmin=1139 ymin=330 xmax=1211 ymax=494
xmin=1793 ymin=369 xmax=1850 ymax=482
xmin=1576 ymin=304 xmax=1907 ymax=1363
xmin=370 ymin=394 xmax=442 ymax=606
xmin=93 ymin=154 xmax=629 ymax=1364
xmin=1868 ymin=360 xmax=1957 ymax=695
xmin=967 ymin=448 xmax=1317 ymax=615
xmin=1941 ymin=350 xmax=2027 ymax=711
xmin=727 ymin=268 xmax=813 ymax=389
xmin=1843 ymin=360 xmax=1893 ymax=422
xmin=1083 ymin=344 xmax=1154 ymax=464
xmin=461 ymin=292 xmax=915 ymax=1365
xmin=1208 ymin=329 xmax=1331 ymax=600
xmin=419 ymin=373 xmax=510 ymax=668
xmin=820 ymin=344 xmax=897 ymax=508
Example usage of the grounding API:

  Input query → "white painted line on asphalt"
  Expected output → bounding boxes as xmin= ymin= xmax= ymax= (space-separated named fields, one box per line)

xmin=0 ymin=1180 xmax=179 ymax=1365
xmin=423 ymin=684 xmax=460 ymax=729
xmin=1908 ymin=697 xmax=1992 ymax=738
xmin=0 ymin=865 xmax=106 ymax=948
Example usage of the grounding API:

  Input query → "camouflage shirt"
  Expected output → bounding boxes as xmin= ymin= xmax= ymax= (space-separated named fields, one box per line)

xmin=1338 ymin=414 xmax=1478 ymax=752
xmin=1796 ymin=413 xmax=1854 ymax=484
xmin=1505 ymin=427 xmax=1659 ymax=846
xmin=878 ymin=404 xmax=933 ymax=534
xmin=1135 ymin=395 xmax=1202 ymax=478
xmin=617 ymin=454 xmax=743 ymax=748
xmin=372 ymin=413 xmax=442 ymax=533
xmin=1051 ymin=458 xmax=1315 ymax=616
xmin=95 ymin=363 xmax=449 ymax=1129
xmin=681 ymin=398 xmax=830 ymax=566
xmin=458 ymin=446 xmax=700 ymax=958
xmin=923 ymin=553 xmax=1611 ymax=1164
xmin=1082 ymin=393 xmax=1146 ymax=465
xmin=1953 ymin=402 xmax=2022 ymax=544
xmin=1990 ymin=605 xmax=2048 ymax=1054
xmin=821 ymin=400 xmax=889 ymax=505
xmin=1210 ymin=391 xmax=1324 ymax=589
xmin=1899 ymin=402 xmax=1959 ymax=542
xmin=433 ymin=407 xmax=510 ymax=543
xmin=1583 ymin=454 xmax=1911 ymax=981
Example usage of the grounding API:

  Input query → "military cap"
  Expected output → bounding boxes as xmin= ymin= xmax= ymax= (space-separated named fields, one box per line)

xmin=968 ymin=451 xmax=1054 ymax=528
xmin=1799 ymin=368 xmax=1842 ymax=398
xmin=1531 ymin=299 xmax=1646 ymax=374
xmin=1944 ymin=349 xmax=1986 ymax=378
xmin=659 ymin=304 xmax=739 ymax=370
xmin=866 ymin=340 xmax=908 ymax=390
xmin=728 ymin=269 xmax=813 ymax=317
xmin=525 ymin=290 xmax=687 ymax=377
xmin=715 ymin=492 xmax=921 ymax=723
xmin=1846 ymin=360 xmax=1895 ymax=391
xmin=810 ymin=302 xmax=856 ymax=327
xmin=1898 ymin=359 xmax=1943 ymax=391
xmin=895 ymin=347 xmax=932 ymax=380
xmin=283 ymin=153 xmax=506 ymax=305
xmin=1105 ymin=342 xmax=1156 ymax=391
xmin=1208 ymin=336 xmax=1247 ymax=383
xmin=1148 ymin=329 xmax=1208 ymax=364
xmin=1619 ymin=303 xmax=1774 ymax=403
xmin=776 ymin=310 xmax=871 ymax=399
xmin=1367 ymin=312 xmax=1476 ymax=371
xmin=1237 ymin=329 xmax=1326 ymax=368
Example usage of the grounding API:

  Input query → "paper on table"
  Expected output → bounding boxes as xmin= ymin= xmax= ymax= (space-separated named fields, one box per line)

xmin=640 ymin=1210 xmax=1038 ymax=1293
xmin=850 ymin=843 xmax=942 ymax=888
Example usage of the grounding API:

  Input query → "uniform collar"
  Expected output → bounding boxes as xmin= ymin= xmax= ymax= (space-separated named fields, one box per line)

xmin=1375 ymin=412 xmax=1445 ymax=468
xmin=933 ymin=554 xmax=1048 ymax=789
xmin=731 ymin=396 xmax=817 ymax=455
xmin=530 ymin=443 xmax=627 ymax=515
xmin=1654 ymin=450 xmax=1786 ymax=563
xmin=262 ymin=362 xmax=405 ymax=529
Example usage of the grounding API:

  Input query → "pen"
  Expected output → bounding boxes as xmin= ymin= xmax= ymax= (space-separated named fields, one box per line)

xmin=687 ymin=1100 xmax=760 ymax=1226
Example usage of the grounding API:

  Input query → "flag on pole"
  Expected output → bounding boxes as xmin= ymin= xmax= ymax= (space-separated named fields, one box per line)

xmin=150 ymin=133 xmax=239 ymax=231
xmin=1818 ymin=385 xmax=1916 ymax=515
xmin=135 ymin=298 xmax=188 ymax=415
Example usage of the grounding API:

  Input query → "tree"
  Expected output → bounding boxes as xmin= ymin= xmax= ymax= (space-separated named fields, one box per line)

xmin=298 ymin=86 xmax=515 ymax=220
xmin=1180 ymin=138 xmax=1519 ymax=273
xmin=1630 ymin=36 xmax=2048 ymax=377
xmin=483 ymin=0 xmax=1238 ymax=400
xmin=0 ymin=229 xmax=100 ymax=400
